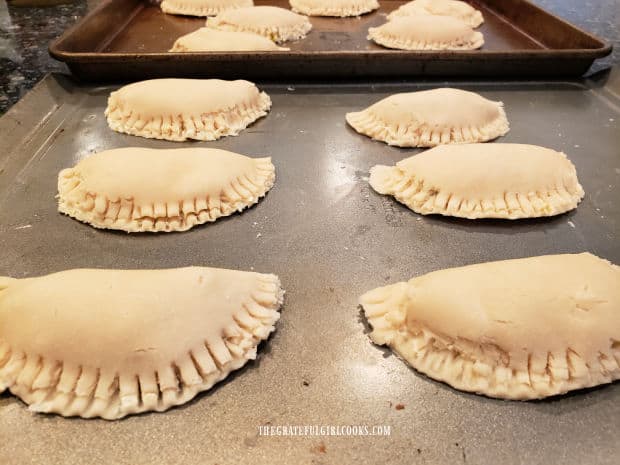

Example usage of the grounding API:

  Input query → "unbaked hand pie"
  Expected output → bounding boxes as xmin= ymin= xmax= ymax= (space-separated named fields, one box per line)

xmin=387 ymin=0 xmax=484 ymax=28
xmin=368 ymin=15 xmax=484 ymax=50
xmin=58 ymin=147 xmax=275 ymax=233
xmin=206 ymin=6 xmax=312 ymax=43
xmin=161 ymin=0 xmax=252 ymax=17
xmin=105 ymin=79 xmax=271 ymax=141
xmin=289 ymin=0 xmax=379 ymax=17
xmin=0 ymin=267 xmax=283 ymax=419
xmin=360 ymin=253 xmax=620 ymax=400
xmin=346 ymin=88 xmax=509 ymax=147
xmin=170 ymin=27 xmax=289 ymax=52
xmin=369 ymin=144 xmax=584 ymax=219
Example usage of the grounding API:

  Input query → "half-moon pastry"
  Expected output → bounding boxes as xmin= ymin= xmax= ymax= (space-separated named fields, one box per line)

xmin=360 ymin=253 xmax=620 ymax=400
xmin=0 ymin=267 xmax=284 ymax=419
xmin=170 ymin=27 xmax=289 ymax=52
xmin=161 ymin=0 xmax=253 ymax=17
xmin=206 ymin=6 xmax=312 ymax=43
xmin=388 ymin=0 xmax=484 ymax=28
xmin=369 ymin=144 xmax=584 ymax=219
xmin=346 ymin=88 xmax=509 ymax=147
xmin=368 ymin=15 xmax=484 ymax=50
xmin=289 ymin=0 xmax=379 ymax=17
xmin=58 ymin=147 xmax=275 ymax=233
xmin=105 ymin=79 xmax=271 ymax=142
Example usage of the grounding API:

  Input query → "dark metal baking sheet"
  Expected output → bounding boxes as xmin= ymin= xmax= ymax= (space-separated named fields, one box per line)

xmin=0 ymin=71 xmax=619 ymax=465
xmin=48 ymin=0 xmax=612 ymax=80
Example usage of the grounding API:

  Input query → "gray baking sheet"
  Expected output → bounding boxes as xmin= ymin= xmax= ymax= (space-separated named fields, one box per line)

xmin=0 ymin=72 xmax=619 ymax=465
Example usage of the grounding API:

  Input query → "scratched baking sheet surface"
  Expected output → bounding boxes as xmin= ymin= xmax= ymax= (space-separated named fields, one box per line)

xmin=0 ymin=74 xmax=619 ymax=465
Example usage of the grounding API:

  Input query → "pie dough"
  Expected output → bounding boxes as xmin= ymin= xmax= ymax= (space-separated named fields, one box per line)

xmin=170 ymin=28 xmax=289 ymax=52
xmin=387 ymin=0 xmax=484 ymax=28
xmin=368 ymin=15 xmax=484 ymax=50
xmin=105 ymin=79 xmax=271 ymax=142
xmin=369 ymin=144 xmax=584 ymax=219
xmin=161 ymin=0 xmax=253 ymax=17
xmin=346 ymin=88 xmax=509 ymax=147
xmin=289 ymin=0 xmax=379 ymax=17
xmin=57 ymin=147 xmax=275 ymax=233
xmin=0 ymin=267 xmax=284 ymax=419
xmin=359 ymin=253 xmax=620 ymax=400
xmin=206 ymin=6 xmax=313 ymax=43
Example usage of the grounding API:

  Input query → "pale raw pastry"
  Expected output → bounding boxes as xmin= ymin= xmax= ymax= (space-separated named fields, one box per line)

xmin=206 ymin=6 xmax=313 ymax=43
xmin=0 ymin=267 xmax=284 ymax=419
xmin=105 ymin=79 xmax=271 ymax=142
xmin=289 ymin=0 xmax=379 ymax=17
xmin=57 ymin=147 xmax=275 ymax=233
xmin=368 ymin=15 xmax=484 ymax=50
xmin=170 ymin=28 xmax=289 ymax=52
xmin=161 ymin=0 xmax=253 ymax=17
xmin=369 ymin=144 xmax=584 ymax=219
xmin=387 ymin=0 xmax=484 ymax=28
xmin=346 ymin=88 xmax=509 ymax=148
xmin=359 ymin=253 xmax=620 ymax=400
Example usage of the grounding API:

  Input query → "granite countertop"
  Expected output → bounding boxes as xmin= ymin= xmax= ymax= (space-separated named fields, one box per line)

xmin=0 ymin=0 xmax=618 ymax=115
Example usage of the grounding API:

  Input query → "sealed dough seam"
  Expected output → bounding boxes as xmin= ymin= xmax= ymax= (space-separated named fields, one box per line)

xmin=0 ymin=275 xmax=283 ymax=419
xmin=57 ymin=159 xmax=275 ymax=233
xmin=208 ymin=21 xmax=312 ymax=43
xmin=361 ymin=287 xmax=620 ymax=399
xmin=105 ymin=92 xmax=271 ymax=141
xmin=292 ymin=6 xmax=373 ymax=16
xmin=290 ymin=0 xmax=378 ymax=17
xmin=369 ymin=29 xmax=484 ymax=50
xmin=346 ymin=103 xmax=509 ymax=147
xmin=161 ymin=2 xmax=236 ymax=16
xmin=374 ymin=167 xmax=584 ymax=219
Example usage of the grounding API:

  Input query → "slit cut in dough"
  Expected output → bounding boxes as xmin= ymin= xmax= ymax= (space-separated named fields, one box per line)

xmin=289 ymin=0 xmax=379 ymax=17
xmin=161 ymin=0 xmax=253 ymax=17
xmin=346 ymin=88 xmax=509 ymax=147
xmin=360 ymin=253 xmax=620 ymax=400
xmin=368 ymin=15 xmax=484 ymax=50
xmin=170 ymin=28 xmax=289 ymax=52
xmin=105 ymin=79 xmax=271 ymax=141
xmin=57 ymin=147 xmax=275 ymax=233
xmin=369 ymin=143 xmax=584 ymax=219
xmin=388 ymin=0 xmax=484 ymax=28
xmin=206 ymin=6 xmax=312 ymax=43
xmin=0 ymin=267 xmax=284 ymax=419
